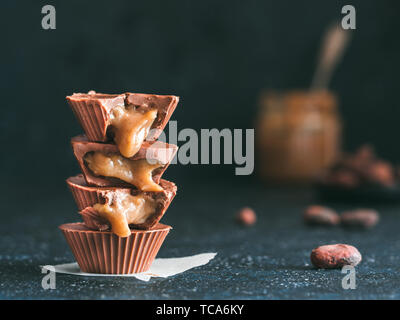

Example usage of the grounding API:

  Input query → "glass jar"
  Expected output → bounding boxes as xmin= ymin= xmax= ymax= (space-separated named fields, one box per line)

xmin=256 ymin=90 xmax=342 ymax=184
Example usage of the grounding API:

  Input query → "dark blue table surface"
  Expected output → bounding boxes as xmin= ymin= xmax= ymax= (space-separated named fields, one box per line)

xmin=1 ymin=180 xmax=400 ymax=299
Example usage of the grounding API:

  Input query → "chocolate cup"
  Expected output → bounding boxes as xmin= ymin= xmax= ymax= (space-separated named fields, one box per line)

xmin=67 ymin=174 xmax=177 ymax=230
xmin=66 ymin=92 xmax=179 ymax=142
xmin=66 ymin=174 xmax=130 ymax=211
xmin=59 ymin=222 xmax=171 ymax=274
xmin=71 ymin=135 xmax=178 ymax=188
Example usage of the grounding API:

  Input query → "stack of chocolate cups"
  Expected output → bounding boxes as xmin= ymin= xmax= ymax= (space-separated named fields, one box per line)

xmin=60 ymin=91 xmax=179 ymax=274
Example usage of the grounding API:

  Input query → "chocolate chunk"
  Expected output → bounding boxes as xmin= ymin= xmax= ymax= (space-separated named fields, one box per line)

xmin=80 ymin=207 xmax=110 ymax=232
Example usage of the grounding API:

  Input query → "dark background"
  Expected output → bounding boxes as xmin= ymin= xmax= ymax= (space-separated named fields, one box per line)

xmin=1 ymin=0 xmax=400 ymax=300
xmin=1 ymin=0 xmax=400 ymax=190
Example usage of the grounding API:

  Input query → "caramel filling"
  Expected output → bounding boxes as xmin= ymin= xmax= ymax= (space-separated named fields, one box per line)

xmin=94 ymin=193 xmax=158 ymax=237
xmin=109 ymin=106 xmax=157 ymax=158
xmin=85 ymin=152 xmax=163 ymax=191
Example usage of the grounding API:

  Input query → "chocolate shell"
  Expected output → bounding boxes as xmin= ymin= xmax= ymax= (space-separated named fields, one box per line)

xmin=71 ymin=135 xmax=178 ymax=188
xmin=60 ymin=222 xmax=171 ymax=274
xmin=67 ymin=174 xmax=177 ymax=230
xmin=79 ymin=207 xmax=110 ymax=232
xmin=66 ymin=92 xmax=179 ymax=142
xmin=67 ymin=174 xmax=130 ymax=211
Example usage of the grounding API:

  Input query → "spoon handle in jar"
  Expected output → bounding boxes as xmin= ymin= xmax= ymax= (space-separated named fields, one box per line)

xmin=311 ymin=22 xmax=351 ymax=90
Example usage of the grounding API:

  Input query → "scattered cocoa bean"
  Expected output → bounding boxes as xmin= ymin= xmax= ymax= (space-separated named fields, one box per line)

xmin=366 ymin=161 xmax=395 ymax=187
xmin=340 ymin=209 xmax=379 ymax=228
xmin=303 ymin=205 xmax=340 ymax=226
xmin=328 ymin=169 xmax=360 ymax=188
xmin=311 ymin=244 xmax=362 ymax=269
xmin=236 ymin=207 xmax=256 ymax=226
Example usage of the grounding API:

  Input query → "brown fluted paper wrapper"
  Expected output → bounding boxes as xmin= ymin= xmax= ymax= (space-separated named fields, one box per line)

xmin=59 ymin=222 xmax=171 ymax=274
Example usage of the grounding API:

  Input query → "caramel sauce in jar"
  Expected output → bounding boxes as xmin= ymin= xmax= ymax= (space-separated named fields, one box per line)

xmin=256 ymin=90 xmax=342 ymax=184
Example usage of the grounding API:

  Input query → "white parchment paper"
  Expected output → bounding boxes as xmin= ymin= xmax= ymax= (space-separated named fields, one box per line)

xmin=43 ymin=252 xmax=217 ymax=282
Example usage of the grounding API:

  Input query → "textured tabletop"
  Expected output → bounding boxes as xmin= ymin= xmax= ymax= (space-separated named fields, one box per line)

xmin=1 ymin=180 xmax=400 ymax=299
